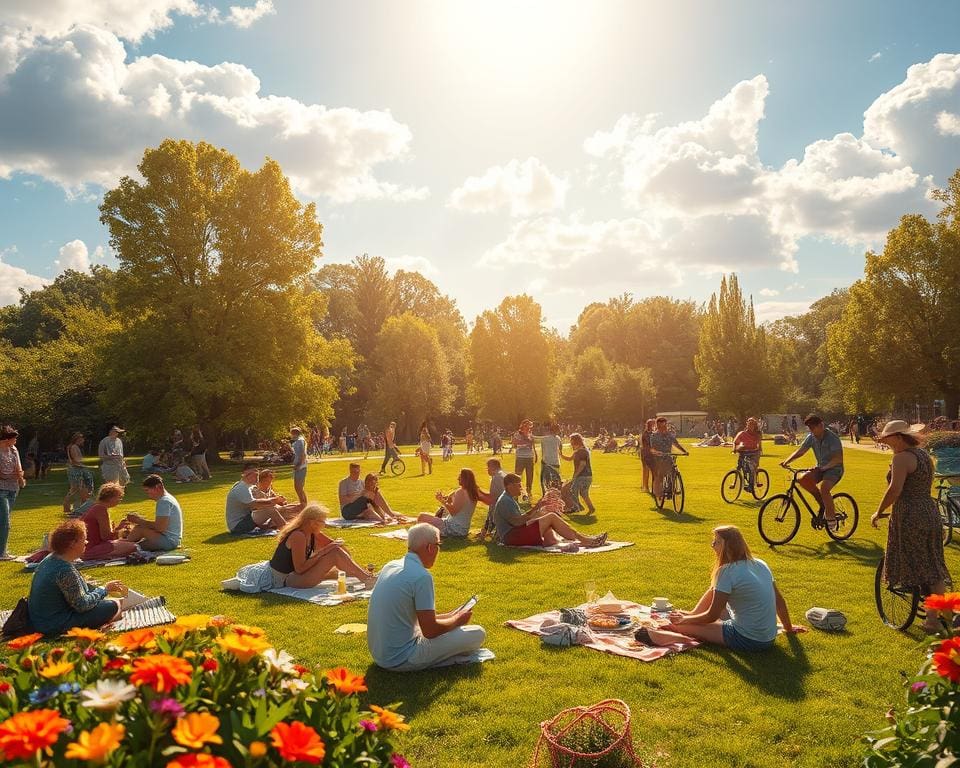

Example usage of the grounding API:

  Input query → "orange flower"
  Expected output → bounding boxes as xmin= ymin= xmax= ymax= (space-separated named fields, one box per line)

xmin=167 ymin=754 xmax=232 ymax=768
xmin=66 ymin=627 xmax=106 ymax=644
xmin=171 ymin=712 xmax=223 ymax=749
xmin=324 ymin=667 xmax=367 ymax=695
xmin=249 ymin=741 xmax=267 ymax=758
xmin=161 ymin=625 xmax=188 ymax=642
xmin=65 ymin=722 xmax=125 ymax=763
xmin=38 ymin=659 xmax=75 ymax=679
xmin=113 ymin=629 xmax=157 ymax=652
xmin=370 ymin=705 xmax=410 ymax=732
xmin=174 ymin=614 xmax=212 ymax=631
xmin=270 ymin=721 xmax=326 ymax=764
xmin=6 ymin=633 xmax=43 ymax=651
xmin=216 ymin=632 xmax=270 ymax=663
xmin=925 ymin=592 xmax=960 ymax=613
xmin=129 ymin=654 xmax=194 ymax=692
xmin=933 ymin=636 xmax=960 ymax=683
xmin=231 ymin=624 xmax=266 ymax=638
xmin=0 ymin=709 xmax=70 ymax=761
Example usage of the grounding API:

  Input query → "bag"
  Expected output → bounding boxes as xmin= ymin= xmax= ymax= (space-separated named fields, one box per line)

xmin=2 ymin=598 xmax=35 ymax=639
xmin=805 ymin=606 xmax=847 ymax=632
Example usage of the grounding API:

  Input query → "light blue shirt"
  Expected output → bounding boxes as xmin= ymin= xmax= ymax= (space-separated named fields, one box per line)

xmin=156 ymin=492 xmax=183 ymax=545
xmin=800 ymin=429 xmax=843 ymax=468
xmin=367 ymin=552 xmax=435 ymax=668
xmin=292 ymin=436 xmax=306 ymax=470
xmin=714 ymin=558 xmax=777 ymax=642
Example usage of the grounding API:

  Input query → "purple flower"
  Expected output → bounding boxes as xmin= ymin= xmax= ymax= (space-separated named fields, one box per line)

xmin=150 ymin=697 xmax=185 ymax=719
xmin=359 ymin=719 xmax=378 ymax=732
xmin=252 ymin=688 xmax=266 ymax=698
xmin=391 ymin=754 xmax=411 ymax=768
xmin=910 ymin=681 xmax=928 ymax=694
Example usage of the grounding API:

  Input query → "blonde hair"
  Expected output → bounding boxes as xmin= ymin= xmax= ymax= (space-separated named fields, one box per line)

xmin=710 ymin=525 xmax=753 ymax=585
xmin=277 ymin=503 xmax=328 ymax=542
xmin=97 ymin=482 xmax=125 ymax=502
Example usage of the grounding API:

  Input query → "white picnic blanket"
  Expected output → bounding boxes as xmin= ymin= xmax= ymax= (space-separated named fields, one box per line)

xmin=502 ymin=540 xmax=634 ymax=555
xmin=221 ymin=566 xmax=372 ymax=606
xmin=326 ymin=518 xmax=381 ymax=529
xmin=372 ymin=528 xmax=410 ymax=540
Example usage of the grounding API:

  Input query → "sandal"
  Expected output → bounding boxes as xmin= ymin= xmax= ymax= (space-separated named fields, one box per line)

xmin=587 ymin=533 xmax=608 ymax=548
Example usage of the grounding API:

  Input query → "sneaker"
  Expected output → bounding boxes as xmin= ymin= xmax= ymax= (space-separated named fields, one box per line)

xmin=588 ymin=532 xmax=608 ymax=548
xmin=825 ymin=517 xmax=839 ymax=532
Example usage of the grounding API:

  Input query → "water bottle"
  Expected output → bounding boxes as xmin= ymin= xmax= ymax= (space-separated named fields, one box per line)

xmin=41 ymin=532 xmax=49 ymax=550
xmin=336 ymin=570 xmax=347 ymax=595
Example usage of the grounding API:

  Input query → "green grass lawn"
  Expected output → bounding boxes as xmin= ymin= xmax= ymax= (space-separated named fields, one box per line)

xmin=2 ymin=441 xmax=952 ymax=767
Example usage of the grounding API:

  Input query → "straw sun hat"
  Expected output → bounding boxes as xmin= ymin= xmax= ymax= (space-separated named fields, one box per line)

xmin=877 ymin=420 xmax=925 ymax=439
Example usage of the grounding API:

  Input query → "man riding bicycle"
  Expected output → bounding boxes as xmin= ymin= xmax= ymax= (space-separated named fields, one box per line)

xmin=780 ymin=414 xmax=844 ymax=530
xmin=650 ymin=417 xmax=689 ymax=497
xmin=733 ymin=417 xmax=762 ymax=491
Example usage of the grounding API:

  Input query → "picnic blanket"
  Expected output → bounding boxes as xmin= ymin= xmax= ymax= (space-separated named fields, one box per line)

xmin=222 ymin=568 xmax=373 ymax=606
xmin=326 ymin=518 xmax=382 ymax=529
xmin=0 ymin=596 xmax=176 ymax=634
xmin=231 ymin=528 xmax=279 ymax=538
xmin=17 ymin=550 xmax=168 ymax=571
xmin=506 ymin=602 xmax=698 ymax=662
xmin=502 ymin=541 xmax=634 ymax=555
xmin=372 ymin=528 xmax=410 ymax=540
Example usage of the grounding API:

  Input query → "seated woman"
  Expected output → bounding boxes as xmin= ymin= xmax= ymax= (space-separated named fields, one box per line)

xmin=28 ymin=520 xmax=125 ymax=636
xmin=269 ymin=503 xmax=377 ymax=589
xmin=342 ymin=473 xmax=407 ymax=525
xmin=172 ymin=459 xmax=200 ymax=483
xmin=81 ymin=482 xmax=139 ymax=560
xmin=417 ymin=468 xmax=480 ymax=538
xmin=638 ymin=526 xmax=805 ymax=651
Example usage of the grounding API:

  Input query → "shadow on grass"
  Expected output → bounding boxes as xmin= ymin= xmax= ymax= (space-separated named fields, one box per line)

xmin=765 ymin=537 xmax=883 ymax=565
xmin=363 ymin=660 xmax=487 ymax=720
xmin=201 ymin=532 xmax=275 ymax=545
xmin=698 ymin=634 xmax=811 ymax=700
xmin=649 ymin=502 xmax=705 ymax=524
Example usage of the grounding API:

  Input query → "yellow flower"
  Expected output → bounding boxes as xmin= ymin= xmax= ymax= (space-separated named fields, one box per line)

xmin=216 ymin=632 xmax=270 ymax=663
xmin=160 ymin=625 xmax=188 ymax=641
xmin=66 ymin=627 xmax=106 ymax=644
xmin=174 ymin=614 xmax=211 ymax=631
xmin=38 ymin=659 xmax=75 ymax=679
xmin=230 ymin=624 xmax=266 ymax=638
xmin=249 ymin=741 xmax=267 ymax=758
xmin=370 ymin=705 xmax=410 ymax=731
xmin=65 ymin=722 xmax=125 ymax=763
xmin=171 ymin=712 xmax=223 ymax=749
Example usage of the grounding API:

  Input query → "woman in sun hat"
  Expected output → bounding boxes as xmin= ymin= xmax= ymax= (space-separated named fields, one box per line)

xmin=871 ymin=420 xmax=949 ymax=633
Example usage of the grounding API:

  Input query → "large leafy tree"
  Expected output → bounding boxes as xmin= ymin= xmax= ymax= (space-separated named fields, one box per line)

xmin=98 ymin=139 xmax=347 ymax=452
xmin=695 ymin=274 xmax=780 ymax=418
xmin=367 ymin=314 xmax=455 ymax=440
xmin=468 ymin=295 xmax=553 ymax=425
xmin=828 ymin=171 xmax=960 ymax=417
xmin=554 ymin=345 xmax=656 ymax=427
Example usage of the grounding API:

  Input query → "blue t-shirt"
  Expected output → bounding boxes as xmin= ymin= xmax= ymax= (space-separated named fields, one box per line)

xmin=715 ymin=558 xmax=777 ymax=642
xmin=292 ymin=436 xmax=307 ymax=469
xmin=156 ymin=492 xmax=183 ymax=545
xmin=367 ymin=552 xmax=435 ymax=668
xmin=800 ymin=429 xmax=843 ymax=468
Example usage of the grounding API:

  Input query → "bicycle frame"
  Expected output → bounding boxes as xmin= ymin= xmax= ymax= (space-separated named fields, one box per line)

xmin=781 ymin=470 xmax=824 ymax=521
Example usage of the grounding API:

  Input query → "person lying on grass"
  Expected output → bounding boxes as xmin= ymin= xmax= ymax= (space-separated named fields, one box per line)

xmin=417 ymin=468 xmax=481 ymax=538
xmin=338 ymin=466 xmax=408 ymax=525
xmin=635 ymin=525 xmax=806 ymax=652
xmin=268 ymin=503 xmax=376 ymax=589
xmin=492 ymin=473 xmax=607 ymax=549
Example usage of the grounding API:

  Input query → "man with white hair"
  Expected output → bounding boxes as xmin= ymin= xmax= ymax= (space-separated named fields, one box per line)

xmin=367 ymin=523 xmax=486 ymax=671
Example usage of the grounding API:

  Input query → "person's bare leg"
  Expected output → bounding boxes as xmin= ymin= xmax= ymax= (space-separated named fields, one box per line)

xmin=109 ymin=540 xmax=138 ymax=557
xmin=797 ymin=472 xmax=824 ymax=507
xmin=285 ymin=547 xmax=373 ymax=588
xmin=642 ymin=464 xmax=650 ymax=493
xmin=578 ymin=485 xmax=595 ymax=514
xmin=294 ymin=478 xmax=307 ymax=507
xmin=820 ymin=477 xmax=837 ymax=520
xmin=650 ymin=621 xmax=724 ymax=646
xmin=417 ymin=512 xmax=445 ymax=531
xmin=252 ymin=507 xmax=289 ymax=529
xmin=125 ymin=524 xmax=150 ymax=542
xmin=358 ymin=505 xmax=388 ymax=524
xmin=537 ymin=513 xmax=600 ymax=546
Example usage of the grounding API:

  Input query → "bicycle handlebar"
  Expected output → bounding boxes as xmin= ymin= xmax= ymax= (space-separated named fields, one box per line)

xmin=780 ymin=466 xmax=816 ymax=474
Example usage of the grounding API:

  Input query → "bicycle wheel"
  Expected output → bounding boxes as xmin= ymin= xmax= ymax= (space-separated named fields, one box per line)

xmin=720 ymin=470 xmax=742 ymax=504
xmin=825 ymin=493 xmax=859 ymax=541
xmin=939 ymin=498 xmax=954 ymax=546
xmin=390 ymin=458 xmax=406 ymax=477
xmin=758 ymin=494 xmax=801 ymax=545
xmin=875 ymin=556 xmax=919 ymax=630
xmin=751 ymin=469 xmax=770 ymax=500
xmin=672 ymin=473 xmax=685 ymax=514
xmin=656 ymin=473 xmax=669 ymax=509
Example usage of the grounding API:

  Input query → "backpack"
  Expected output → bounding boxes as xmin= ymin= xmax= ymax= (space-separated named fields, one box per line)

xmin=2 ymin=598 xmax=35 ymax=638
xmin=805 ymin=607 xmax=847 ymax=632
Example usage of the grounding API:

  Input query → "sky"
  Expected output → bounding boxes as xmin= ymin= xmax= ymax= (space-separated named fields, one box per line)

xmin=1 ymin=0 xmax=959 ymax=331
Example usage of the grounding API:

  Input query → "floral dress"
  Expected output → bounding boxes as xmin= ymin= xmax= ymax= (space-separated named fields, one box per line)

xmin=883 ymin=447 xmax=949 ymax=588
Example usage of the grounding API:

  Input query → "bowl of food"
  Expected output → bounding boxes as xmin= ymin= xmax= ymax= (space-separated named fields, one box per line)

xmin=595 ymin=601 xmax=626 ymax=614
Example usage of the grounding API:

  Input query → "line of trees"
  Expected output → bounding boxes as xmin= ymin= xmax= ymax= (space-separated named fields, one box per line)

xmin=1 ymin=140 xmax=958 ymax=451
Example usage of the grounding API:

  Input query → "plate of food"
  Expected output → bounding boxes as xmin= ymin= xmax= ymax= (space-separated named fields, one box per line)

xmin=587 ymin=614 xmax=634 ymax=632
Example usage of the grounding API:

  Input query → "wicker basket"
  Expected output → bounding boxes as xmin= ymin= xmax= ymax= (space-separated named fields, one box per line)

xmin=532 ymin=699 xmax=644 ymax=768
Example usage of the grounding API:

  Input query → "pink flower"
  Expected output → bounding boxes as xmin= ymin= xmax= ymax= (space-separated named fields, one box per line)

xmin=82 ymin=647 xmax=97 ymax=661
xmin=391 ymin=754 xmax=411 ymax=768
xmin=359 ymin=719 xmax=378 ymax=732
xmin=910 ymin=681 xmax=928 ymax=694
xmin=149 ymin=698 xmax=185 ymax=719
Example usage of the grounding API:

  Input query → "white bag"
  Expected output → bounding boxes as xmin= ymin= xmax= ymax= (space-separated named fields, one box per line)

xmin=805 ymin=606 xmax=847 ymax=632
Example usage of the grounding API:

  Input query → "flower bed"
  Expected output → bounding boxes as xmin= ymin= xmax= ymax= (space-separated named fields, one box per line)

xmin=0 ymin=617 xmax=410 ymax=767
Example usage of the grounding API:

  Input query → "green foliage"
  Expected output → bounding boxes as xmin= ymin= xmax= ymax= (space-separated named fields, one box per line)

xmin=367 ymin=313 xmax=455 ymax=439
xmin=98 ymin=139 xmax=345 ymax=445
xmin=695 ymin=274 xmax=781 ymax=418
xmin=468 ymin=294 xmax=553 ymax=424
xmin=555 ymin=346 xmax=656 ymax=425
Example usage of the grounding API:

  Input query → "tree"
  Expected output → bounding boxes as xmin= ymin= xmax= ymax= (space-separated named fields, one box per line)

xmin=828 ymin=175 xmax=960 ymax=416
xmin=468 ymin=295 xmax=553 ymax=425
xmin=555 ymin=346 xmax=611 ymax=425
xmin=695 ymin=274 xmax=781 ymax=418
xmin=98 ymin=139 xmax=347 ymax=452
xmin=604 ymin=362 xmax=657 ymax=427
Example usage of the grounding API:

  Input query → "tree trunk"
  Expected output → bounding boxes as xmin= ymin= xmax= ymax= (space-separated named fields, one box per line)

xmin=203 ymin=423 xmax=222 ymax=464
xmin=945 ymin=393 xmax=960 ymax=422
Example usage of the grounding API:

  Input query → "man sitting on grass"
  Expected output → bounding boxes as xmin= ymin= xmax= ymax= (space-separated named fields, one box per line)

xmin=124 ymin=474 xmax=182 ymax=551
xmin=226 ymin=465 xmax=294 ymax=534
xmin=494 ymin=473 xmax=607 ymax=550
xmin=338 ymin=465 xmax=406 ymax=524
xmin=368 ymin=523 xmax=486 ymax=671
xmin=252 ymin=469 xmax=302 ymax=516
xmin=476 ymin=458 xmax=507 ymax=542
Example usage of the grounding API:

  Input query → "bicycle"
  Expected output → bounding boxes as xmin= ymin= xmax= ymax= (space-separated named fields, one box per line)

xmin=654 ymin=454 xmax=685 ymax=514
xmin=934 ymin=473 xmax=960 ymax=546
xmin=874 ymin=555 xmax=953 ymax=630
xmin=757 ymin=467 xmax=859 ymax=545
xmin=721 ymin=451 xmax=769 ymax=503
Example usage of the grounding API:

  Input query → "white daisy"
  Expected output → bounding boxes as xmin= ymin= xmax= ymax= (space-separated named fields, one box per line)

xmin=81 ymin=679 xmax=137 ymax=710
xmin=281 ymin=677 xmax=309 ymax=694
xmin=262 ymin=647 xmax=296 ymax=675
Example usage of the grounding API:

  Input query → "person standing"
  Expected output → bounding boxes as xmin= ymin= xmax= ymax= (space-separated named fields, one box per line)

xmin=26 ymin=432 xmax=40 ymax=480
xmin=290 ymin=426 xmax=308 ymax=508
xmin=561 ymin=433 xmax=596 ymax=515
xmin=418 ymin=425 xmax=434 ymax=475
xmin=640 ymin=419 xmax=656 ymax=493
xmin=63 ymin=431 xmax=95 ymax=516
xmin=380 ymin=421 xmax=399 ymax=474
xmin=539 ymin=423 xmax=563 ymax=494
xmin=98 ymin=426 xmax=130 ymax=486
xmin=513 ymin=420 xmax=537 ymax=497
xmin=358 ymin=423 xmax=371 ymax=460
xmin=0 ymin=425 xmax=26 ymax=560
xmin=189 ymin=426 xmax=210 ymax=480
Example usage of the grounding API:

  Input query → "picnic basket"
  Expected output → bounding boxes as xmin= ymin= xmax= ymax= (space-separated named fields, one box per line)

xmin=532 ymin=698 xmax=643 ymax=767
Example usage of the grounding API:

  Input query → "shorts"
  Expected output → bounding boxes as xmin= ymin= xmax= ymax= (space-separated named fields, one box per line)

xmin=341 ymin=497 xmax=370 ymax=520
xmin=813 ymin=466 xmax=844 ymax=485
xmin=67 ymin=466 xmax=95 ymax=489
xmin=515 ymin=456 xmax=534 ymax=477
xmin=504 ymin=522 xmax=544 ymax=547
xmin=293 ymin=467 xmax=307 ymax=484
xmin=230 ymin=515 xmax=257 ymax=535
xmin=721 ymin=621 xmax=774 ymax=652
xmin=641 ymin=452 xmax=654 ymax=469
xmin=142 ymin=532 xmax=179 ymax=552
xmin=270 ymin=568 xmax=289 ymax=589
xmin=440 ymin=519 xmax=469 ymax=538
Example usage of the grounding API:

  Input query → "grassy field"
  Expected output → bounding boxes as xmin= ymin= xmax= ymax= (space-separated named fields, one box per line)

xmin=1 ymin=440 xmax=952 ymax=768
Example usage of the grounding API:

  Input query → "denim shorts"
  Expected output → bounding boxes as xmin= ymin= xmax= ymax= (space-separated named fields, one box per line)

xmin=293 ymin=467 xmax=307 ymax=484
xmin=721 ymin=621 xmax=774 ymax=652
xmin=818 ymin=466 xmax=844 ymax=485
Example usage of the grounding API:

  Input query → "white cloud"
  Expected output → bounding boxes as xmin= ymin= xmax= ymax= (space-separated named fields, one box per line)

xmin=937 ymin=111 xmax=960 ymax=136
xmin=869 ymin=52 xmax=882 ymax=63
xmin=448 ymin=157 xmax=567 ymax=216
xmin=209 ymin=1 xmax=276 ymax=29
xmin=754 ymin=300 xmax=813 ymax=323
xmin=758 ymin=288 xmax=779 ymax=297
xmin=0 ymin=25 xmax=426 ymax=203
xmin=0 ymin=246 xmax=47 ymax=306
xmin=55 ymin=239 xmax=91 ymax=272
xmin=383 ymin=254 xmax=438 ymax=276
xmin=0 ymin=1 xmax=200 ymax=43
